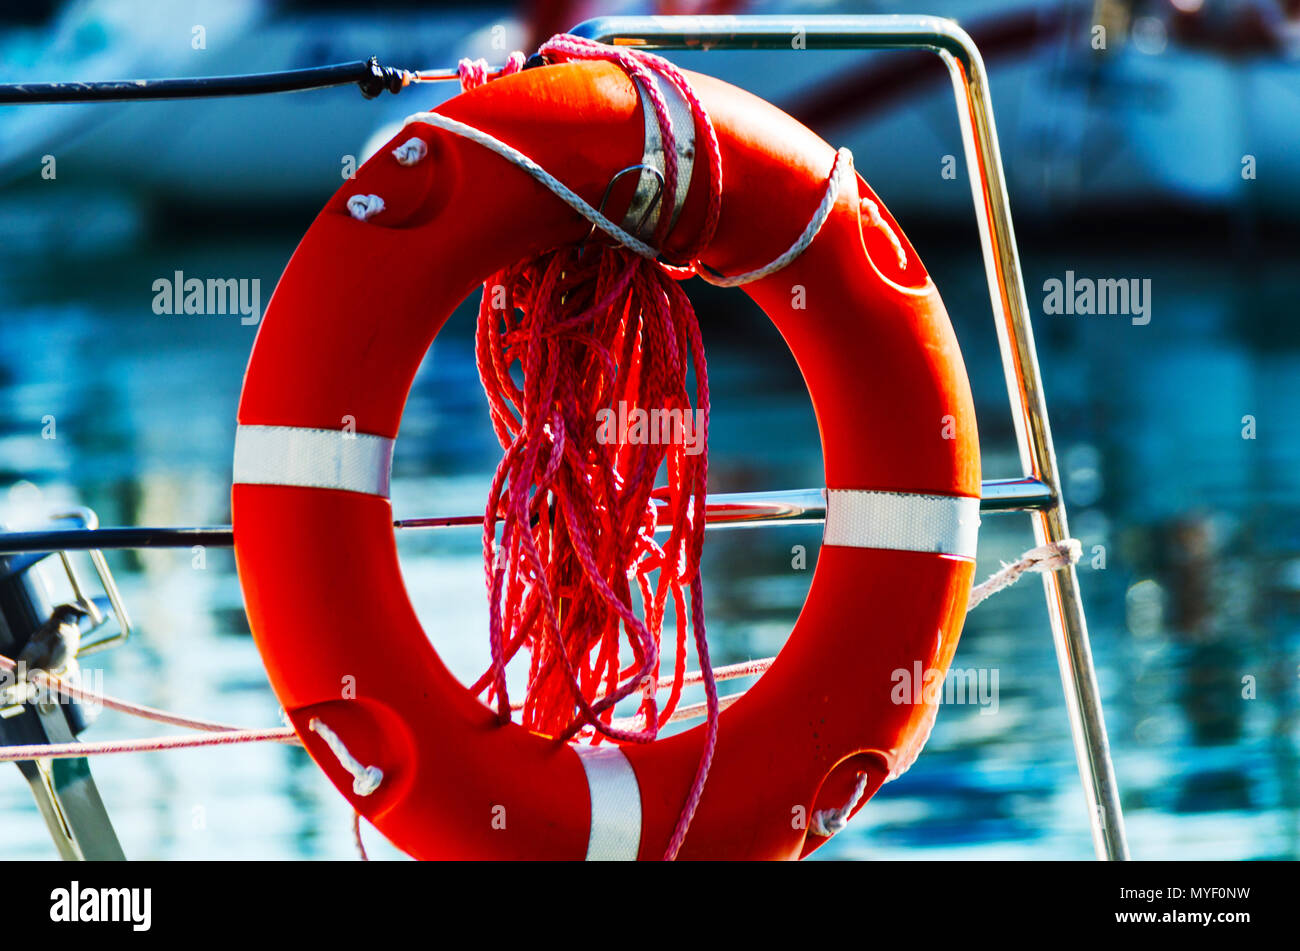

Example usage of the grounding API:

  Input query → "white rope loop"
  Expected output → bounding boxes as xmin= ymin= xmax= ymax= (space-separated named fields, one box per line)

xmin=859 ymin=194 xmax=908 ymax=271
xmin=401 ymin=110 xmax=662 ymax=260
xmin=346 ymin=105 xmax=856 ymax=291
xmin=695 ymin=147 xmax=854 ymax=288
xmin=309 ymin=717 xmax=383 ymax=797
xmin=810 ymin=771 xmax=871 ymax=838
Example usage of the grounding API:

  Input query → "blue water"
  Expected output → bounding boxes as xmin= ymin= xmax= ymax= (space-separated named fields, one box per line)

xmin=1 ymin=210 xmax=1297 ymax=860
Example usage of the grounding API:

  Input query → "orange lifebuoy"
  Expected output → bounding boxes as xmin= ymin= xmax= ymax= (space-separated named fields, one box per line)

xmin=232 ymin=58 xmax=980 ymax=860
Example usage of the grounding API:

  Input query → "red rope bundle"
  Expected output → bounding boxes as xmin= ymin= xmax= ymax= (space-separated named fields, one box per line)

xmin=463 ymin=36 xmax=722 ymax=858
xmin=472 ymin=247 xmax=709 ymax=741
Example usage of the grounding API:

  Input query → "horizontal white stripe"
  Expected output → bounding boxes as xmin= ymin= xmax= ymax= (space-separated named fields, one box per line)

xmin=233 ymin=424 xmax=393 ymax=497
xmin=824 ymin=489 xmax=979 ymax=558
xmin=574 ymin=744 xmax=641 ymax=861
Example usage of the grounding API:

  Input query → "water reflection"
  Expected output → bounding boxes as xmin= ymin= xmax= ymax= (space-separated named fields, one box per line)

xmin=0 ymin=221 xmax=1297 ymax=860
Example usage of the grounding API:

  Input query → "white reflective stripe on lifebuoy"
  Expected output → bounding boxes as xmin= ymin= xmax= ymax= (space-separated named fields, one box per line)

xmin=625 ymin=71 xmax=695 ymax=242
xmin=823 ymin=489 xmax=979 ymax=558
xmin=573 ymin=744 xmax=642 ymax=861
xmin=233 ymin=424 xmax=394 ymax=497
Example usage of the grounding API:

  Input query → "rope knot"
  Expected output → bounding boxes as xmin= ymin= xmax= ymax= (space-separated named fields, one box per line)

xmin=810 ymin=771 xmax=871 ymax=838
xmin=391 ymin=136 xmax=427 ymax=167
xmin=1033 ymin=538 xmax=1083 ymax=568
xmin=458 ymin=51 xmax=526 ymax=92
xmin=346 ymin=193 xmax=385 ymax=221
xmin=309 ymin=718 xmax=383 ymax=798
xmin=967 ymin=537 xmax=1085 ymax=610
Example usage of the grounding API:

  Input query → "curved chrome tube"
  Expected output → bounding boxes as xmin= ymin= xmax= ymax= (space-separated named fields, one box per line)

xmin=571 ymin=13 xmax=1129 ymax=861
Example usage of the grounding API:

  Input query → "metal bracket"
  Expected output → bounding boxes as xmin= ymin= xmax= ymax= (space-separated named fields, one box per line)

xmin=0 ymin=508 xmax=127 ymax=860
xmin=50 ymin=507 xmax=132 ymax=656
xmin=568 ymin=13 xmax=1129 ymax=861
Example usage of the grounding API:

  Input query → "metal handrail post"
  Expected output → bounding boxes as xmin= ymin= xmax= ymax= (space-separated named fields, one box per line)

xmin=571 ymin=13 xmax=1130 ymax=860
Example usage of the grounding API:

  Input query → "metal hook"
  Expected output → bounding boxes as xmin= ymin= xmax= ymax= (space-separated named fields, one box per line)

xmin=579 ymin=163 xmax=665 ymax=253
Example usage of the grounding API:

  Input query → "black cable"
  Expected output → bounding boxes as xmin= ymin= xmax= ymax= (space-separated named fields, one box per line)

xmin=0 ymin=527 xmax=235 ymax=554
xmin=0 ymin=57 xmax=412 ymax=105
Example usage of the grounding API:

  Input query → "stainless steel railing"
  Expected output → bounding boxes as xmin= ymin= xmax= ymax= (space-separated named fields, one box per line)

xmin=565 ymin=13 xmax=1129 ymax=861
